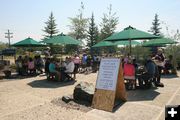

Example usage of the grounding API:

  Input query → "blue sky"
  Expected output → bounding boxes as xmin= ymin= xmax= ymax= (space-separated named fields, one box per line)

xmin=0 ymin=0 xmax=180 ymax=43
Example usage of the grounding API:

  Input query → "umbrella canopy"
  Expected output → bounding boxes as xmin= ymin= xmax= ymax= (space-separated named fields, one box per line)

xmin=114 ymin=40 xmax=140 ymax=46
xmin=92 ymin=41 xmax=115 ymax=47
xmin=12 ymin=37 xmax=44 ymax=47
xmin=92 ymin=40 xmax=140 ymax=48
xmin=104 ymin=26 xmax=160 ymax=54
xmin=43 ymin=33 xmax=82 ymax=45
xmin=142 ymin=38 xmax=178 ymax=47
xmin=104 ymin=26 xmax=159 ymax=41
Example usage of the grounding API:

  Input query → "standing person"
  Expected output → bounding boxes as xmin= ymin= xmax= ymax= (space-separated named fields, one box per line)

xmin=16 ymin=56 xmax=23 ymax=75
xmin=45 ymin=57 xmax=50 ymax=74
xmin=23 ymin=55 xmax=29 ymax=75
xmin=28 ymin=57 xmax=35 ymax=75
xmin=44 ymin=47 xmax=51 ymax=57
xmin=154 ymin=48 xmax=165 ymax=87
xmin=92 ymin=55 xmax=98 ymax=73
xmin=81 ymin=54 xmax=87 ymax=73
xmin=124 ymin=53 xmax=131 ymax=64
xmin=36 ymin=55 xmax=44 ymax=74
xmin=73 ymin=54 xmax=80 ymax=79
xmin=82 ymin=54 xmax=87 ymax=65
xmin=164 ymin=55 xmax=173 ymax=74
xmin=86 ymin=55 xmax=92 ymax=73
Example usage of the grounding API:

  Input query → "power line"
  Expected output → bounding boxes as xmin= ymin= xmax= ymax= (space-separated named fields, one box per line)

xmin=5 ymin=29 xmax=13 ymax=48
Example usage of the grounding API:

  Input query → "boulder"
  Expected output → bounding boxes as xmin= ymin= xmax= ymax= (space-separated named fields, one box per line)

xmin=0 ymin=75 xmax=3 ymax=80
xmin=3 ymin=70 xmax=11 ymax=78
xmin=73 ymin=82 xmax=95 ymax=103
xmin=62 ymin=95 xmax=73 ymax=103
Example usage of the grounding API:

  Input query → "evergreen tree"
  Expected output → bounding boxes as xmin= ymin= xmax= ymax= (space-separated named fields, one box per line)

xmin=100 ymin=4 xmax=119 ymax=40
xmin=68 ymin=2 xmax=88 ymax=41
xmin=43 ymin=12 xmax=59 ymax=38
xmin=87 ymin=13 xmax=99 ymax=49
xmin=149 ymin=14 xmax=161 ymax=36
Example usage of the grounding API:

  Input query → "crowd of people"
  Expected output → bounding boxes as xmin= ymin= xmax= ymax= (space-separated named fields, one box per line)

xmin=15 ymin=47 xmax=174 ymax=89
xmin=123 ymin=48 xmax=168 ymax=90
xmin=15 ymin=55 xmax=44 ymax=76
xmin=15 ymin=52 xmax=101 ymax=81
xmin=45 ymin=54 xmax=101 ymax=81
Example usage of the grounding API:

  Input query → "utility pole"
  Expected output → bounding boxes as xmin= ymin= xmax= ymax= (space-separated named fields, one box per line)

xmin=5 ymin=29 xmax=13 ymax=48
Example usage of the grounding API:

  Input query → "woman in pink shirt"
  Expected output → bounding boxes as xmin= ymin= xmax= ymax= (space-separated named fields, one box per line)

xmin=28 ymin=57 xmax=35 ymax=74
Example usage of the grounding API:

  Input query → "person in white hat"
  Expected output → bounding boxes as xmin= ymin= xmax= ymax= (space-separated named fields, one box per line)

xmin=44 ymin=47 xmax=51 ymax=57
xmin=153 ymin=48 xmax=165 ymax=87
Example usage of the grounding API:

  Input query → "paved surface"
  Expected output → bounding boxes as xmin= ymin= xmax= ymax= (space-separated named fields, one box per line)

xmin=0 ymin=72 xmax=180 ymax=120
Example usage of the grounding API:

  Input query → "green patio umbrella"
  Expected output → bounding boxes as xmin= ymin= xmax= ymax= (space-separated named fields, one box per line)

xmin=92 ymin=41 xmax=115 ymax=47
xmin=142 ymin=38 xmax=178 ymax=47
xmin=43 ymin=33 xmax=82 ymax=45
xmin=12 ymin=37 xmax=44 ymax=47
xmin=104 ymin=26 xmax=160 ymax=54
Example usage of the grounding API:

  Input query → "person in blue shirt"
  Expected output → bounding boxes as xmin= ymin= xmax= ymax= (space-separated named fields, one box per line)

xmin=138 ymin=56 xmax=156 ymax=89
xmin=82 ymin=54 xmax=87 ymax=64
xmin=49 ymin=58 xmax=61 ymax=81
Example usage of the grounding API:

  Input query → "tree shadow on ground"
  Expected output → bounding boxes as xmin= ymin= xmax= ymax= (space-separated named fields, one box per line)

xmin=111 ymin=88 xmax=160 ymax=112
xmin=28 ymin=79 xmax=76 ymax=88
xmin=113 ymin=100 xmax=126 ymax=112
xmin=126 ymin=88 xmax=160 ymax=102
xmin=3 ymin=73 xmax=38 ymax=80
xmin=161 ymin=74 xmax=179 ymax=78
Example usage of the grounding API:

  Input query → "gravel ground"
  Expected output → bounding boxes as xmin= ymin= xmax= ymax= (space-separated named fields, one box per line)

xmin=0 ymin=73 xmax=97 ymax=120
xmin=0 ymin=71 xmax=180 ymax=120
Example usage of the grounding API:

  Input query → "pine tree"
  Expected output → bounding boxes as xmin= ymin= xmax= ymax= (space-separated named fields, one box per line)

xmin=100 ymin=4 xmax=119 ymax=40
xmin=150 ymin=14 xmax=161 ymax=36
xmin=43 ymin=12 xmax=59 ymax=38
xmin=87 ymin=13 xmax=99 ymax=49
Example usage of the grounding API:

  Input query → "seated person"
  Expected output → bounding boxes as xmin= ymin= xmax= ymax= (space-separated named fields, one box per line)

xmin=62 ymin=57 xmax=75 ymax=80
xmin=65 ymin=57 xmax=75 ymax=73
xmin=28 ymin=57 xmax=35 ymax=74
xmin=164 ymin=55 xmax=173 ymax=74
xmin=138 ymin=56 xmax=156 ymax=88
xmin=55 ymin=59 xmax=61 ymax=68
xmin=61 ymin=57 xmax=68 ymax=67
xmin=124 ymin=59 xmax=136 ymax=90
xmin=49 ymin=58 xmax=61 ymax=81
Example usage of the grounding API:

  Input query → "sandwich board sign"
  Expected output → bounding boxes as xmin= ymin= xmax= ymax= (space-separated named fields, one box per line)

xmin=92 ymin=58 xmax=127 ymax=112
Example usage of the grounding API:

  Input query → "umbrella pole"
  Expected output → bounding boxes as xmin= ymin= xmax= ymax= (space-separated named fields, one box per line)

xmin=129 ymin=39 xmax=131 ymax=55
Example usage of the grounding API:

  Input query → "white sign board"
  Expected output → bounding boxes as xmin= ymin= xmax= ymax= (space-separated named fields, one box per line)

xmin=96 ymin=58 xmax=120 ymax=91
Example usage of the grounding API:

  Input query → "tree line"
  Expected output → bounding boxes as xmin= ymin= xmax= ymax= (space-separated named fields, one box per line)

xmin=42 ymin=2 xmax=179 ymax=54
